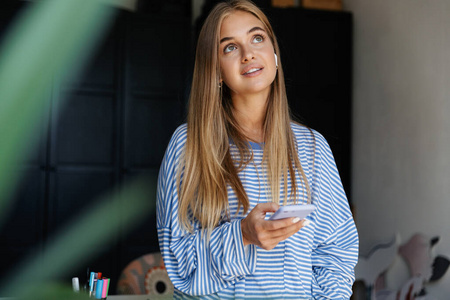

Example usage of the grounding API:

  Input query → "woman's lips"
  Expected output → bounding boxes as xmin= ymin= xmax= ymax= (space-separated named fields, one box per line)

xmin=241 ymin=65 xmax=264 ymax=77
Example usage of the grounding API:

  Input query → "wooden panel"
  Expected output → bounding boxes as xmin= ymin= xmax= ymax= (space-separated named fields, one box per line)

xmin=0 ymin=168 xmax=45 ymax=247
xmin=0 ymin=247 xmax=41 ymax=285
xmin=302 ymin=0 xmax=342 ymax=11
xmin=47 ymin=170 xmax=115 ymax=231
xmin=118 ymin=171 xmax=159 ymax=276
xmin=0 ymin=168 xmax=45 ymax=285
xmin=124 ymin=95 xmax=183 ymax=169
xmin=65 ymin=18 xmax=121 ymax=90
xmin=53 ymin=93 xmax=116 ymax=166
xmin=127 ymin=15 xmax=190 ymax=94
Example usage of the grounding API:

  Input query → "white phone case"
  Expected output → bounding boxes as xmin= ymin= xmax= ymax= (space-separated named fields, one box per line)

xmin=269 ymin=204 xmax=316 ymax=220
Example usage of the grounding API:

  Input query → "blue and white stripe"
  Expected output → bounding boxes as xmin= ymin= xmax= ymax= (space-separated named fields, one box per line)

xmin=157 ymin=122 xmax=359 ymax=299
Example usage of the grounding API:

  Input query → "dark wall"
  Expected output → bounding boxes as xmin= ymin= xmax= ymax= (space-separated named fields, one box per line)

xmin=267 ymin=8 xmax=353 ymax=199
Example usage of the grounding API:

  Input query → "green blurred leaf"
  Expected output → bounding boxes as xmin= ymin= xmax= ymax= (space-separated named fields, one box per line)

xmin=1 ymin=178 xmax=155 ymax=297
xmin=0 ymin=0 xmax=116 ymax=225
xmin=0 ymin=0 xmax=158 ymax=298
xmin=19 ymin=283 xmax=91 ymax=300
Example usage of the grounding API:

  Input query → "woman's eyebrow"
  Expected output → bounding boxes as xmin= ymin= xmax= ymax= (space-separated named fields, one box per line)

xmin=248 ymin=26 xmax=265 ymax=34
xmin=220 ymin=26 xmax=266 ymax=44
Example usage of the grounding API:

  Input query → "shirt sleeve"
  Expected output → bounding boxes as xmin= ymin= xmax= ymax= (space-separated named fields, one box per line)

xmin=156 ymin=125 xmax=257 ymax=296
xmin=309 ymin=132 xmax=359 ymax=299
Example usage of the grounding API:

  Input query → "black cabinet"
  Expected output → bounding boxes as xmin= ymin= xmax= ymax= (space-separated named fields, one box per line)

xmin=0 ymin=4 xmax=190 ymax=293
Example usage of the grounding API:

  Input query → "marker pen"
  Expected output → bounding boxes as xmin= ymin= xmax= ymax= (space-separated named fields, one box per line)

xmin=72 ymin=277 xmax=80 ymax=292
xmin=95 ymin=278 xmax=104 ymax=299
xmin=105 ymin=278 xmax=111 ymax=299
xmin=101 ymin=278 xmax=109 ymax=299
xmin=90 ymin=279 xmax=97 ymax=298
xmin=89 ymin=272 xmax=96 ymax=292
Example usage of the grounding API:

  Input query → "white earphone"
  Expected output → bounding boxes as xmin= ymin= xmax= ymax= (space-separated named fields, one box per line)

xmin=274 ymin=53 xmax=278 ymax=67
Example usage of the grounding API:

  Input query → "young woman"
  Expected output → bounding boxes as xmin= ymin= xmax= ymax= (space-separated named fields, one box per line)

xmin=156 ymin=0 xmax=359 ymax=298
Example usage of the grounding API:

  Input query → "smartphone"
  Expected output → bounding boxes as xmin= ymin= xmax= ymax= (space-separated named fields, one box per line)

xmin=269 ymin=204 xmax=316 ymax=221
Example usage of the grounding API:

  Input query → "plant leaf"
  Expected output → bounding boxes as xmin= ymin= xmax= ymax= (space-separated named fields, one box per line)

xmin=1 ymin=178 xmax=155 ymax=298
xmin=0 ymin=0 xmax=116 ymax=226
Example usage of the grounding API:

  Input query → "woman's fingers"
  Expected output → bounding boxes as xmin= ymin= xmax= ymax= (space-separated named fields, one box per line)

xmin=241 ymin=203 xmax=312 ymax=250
xmin=241 ymin=203 xmax=279 ymax=246
xmin=253 ymin=202 xmax=280 ymax=217
xmin=263 ymin=216 xmax=302 ymax=230
xmin=268 ymin=219 xmax=311 ymax=240
xmin=258 ymin=219 xmax=309 ymax=242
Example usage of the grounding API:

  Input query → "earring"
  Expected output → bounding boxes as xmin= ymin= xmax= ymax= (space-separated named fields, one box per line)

xmin=218 ymin=81 xmax=222 ymax=89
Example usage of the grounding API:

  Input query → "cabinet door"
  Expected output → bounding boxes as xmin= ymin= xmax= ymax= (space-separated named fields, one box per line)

xmin=120 ymin=12 xmax=189 ymax=272
xmin=45 ymin=13 xmax=123 ymax=283
xmin=0 ymin=5 xmax=191 ymax=290
xmin=0 ymin=1 xmax=49 ymax=285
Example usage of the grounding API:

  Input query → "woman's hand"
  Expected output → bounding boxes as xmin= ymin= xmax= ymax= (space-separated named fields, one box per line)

xmin=241 ymin=202 xmax=310 ymax=250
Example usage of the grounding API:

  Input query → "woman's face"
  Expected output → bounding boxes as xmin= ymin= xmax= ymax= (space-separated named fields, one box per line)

xmin=219 ymin=10 xmax=277 ymax=99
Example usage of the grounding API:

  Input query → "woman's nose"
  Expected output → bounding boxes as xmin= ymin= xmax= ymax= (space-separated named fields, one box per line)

xmin=241 ymin=46 xmax=255 ymax=63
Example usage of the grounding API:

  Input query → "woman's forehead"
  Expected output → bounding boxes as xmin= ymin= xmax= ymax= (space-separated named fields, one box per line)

xmin=220 ymin=10 xmax=265 ymax=38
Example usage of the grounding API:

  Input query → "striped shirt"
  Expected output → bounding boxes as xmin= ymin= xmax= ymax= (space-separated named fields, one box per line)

xmin=157 ymin=122 xmax=359 ymax=299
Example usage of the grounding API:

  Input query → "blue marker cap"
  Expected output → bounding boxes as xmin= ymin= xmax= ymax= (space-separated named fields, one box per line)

xmin=95 ymin=278 xmax=104 ymax=299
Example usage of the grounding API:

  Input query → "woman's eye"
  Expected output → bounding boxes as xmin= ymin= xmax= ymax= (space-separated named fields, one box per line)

xmin=224 ymin=44 xmax=237 ymax=53
xmin=253 ymin=35 xmax=264 ymax=43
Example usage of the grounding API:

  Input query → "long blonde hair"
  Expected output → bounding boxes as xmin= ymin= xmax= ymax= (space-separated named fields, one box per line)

xmin=178 ymin=0 xmax=311 ymax=233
